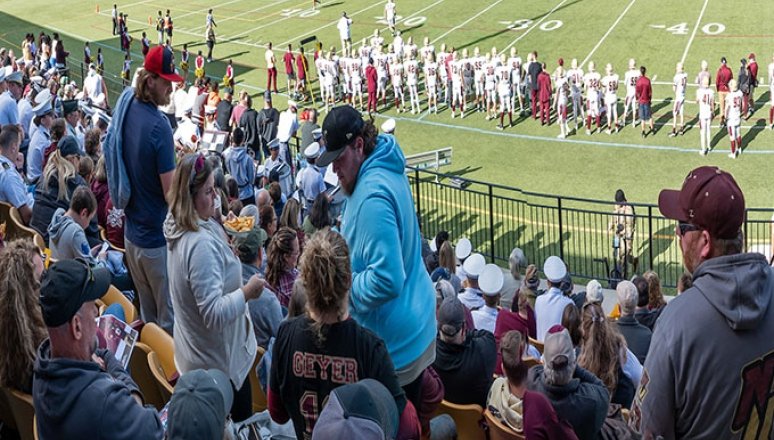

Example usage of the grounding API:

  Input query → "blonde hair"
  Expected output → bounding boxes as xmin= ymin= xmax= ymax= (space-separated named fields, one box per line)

xmin=279 ymin=198 xmax=301 ymax=231
xmin=41 ymin=149 xmax=79 ymax=201
xmin=578 ymin=303 xmax=624 ymax=395
xmin=0 ymin=240 xmax=47 ymax=390
xmin=300 ymin=228 xmax=351 ymax=344
xmin=168 ymin=153 xmax=213 ymax=232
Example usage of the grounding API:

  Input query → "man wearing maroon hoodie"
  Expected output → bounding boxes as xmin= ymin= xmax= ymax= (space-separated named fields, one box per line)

xmin=537 ymin=63 xmax=552 ymax=125
xmin=746 ymin=53 xmax=758 ymax=118
xmin=716 ymin=57 xmax=733 ymax=127
xmin=366 ymin=58 xmax=379 ymax=115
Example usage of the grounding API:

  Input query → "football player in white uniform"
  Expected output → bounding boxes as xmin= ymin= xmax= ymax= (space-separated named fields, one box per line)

xmin=384 ymin=0 xmax=397 ymax=36
xmin=584 ymin=61 xmax=602 ymax=134
xmin=567 ymin=58 xmax=585 ymax=128
xmin=390 ymin=52 xmax=405 ymax=113
xmin=450 ymin=50 xmax=465 ymax=118
xmin=350 ymin=56 xmax=364 ymax=110
xmin=602 ymin=63 xmax=620 ymax=134
xmin=424 ymin=53 xmax=439 ymax=114
xmin=696 ymin=77 xmax=714 ymax=156
xmin=370 ymin=29 xmax=385 ymax=49
xmin=725 ymin=79 xmax=743 ymax=158
xmin=437 ymin=44 xmax=450 ymax=105
xmin=670 ymin=62 xmax=688 ymax=137
xmin=508 ymin=48 xmax=524 ymax=115
xmin=375 ymin=46 xmax=389 ymax=109
xmin=496 ymin=54 xmax=512 ymax=129
xmin=405 ymin=53 xmax=420 ymax=114
xmin=554 ymin=66 xmax=570 ymax=138
xmin=420 ymin=37 xmax=434 ymax=64
xmin=484 ymin=54 xmax=498 ymax=120
xmin=622 ymin=58 xmax=641 ymax=128
xmin=472 ymin=47 xmax=485 ymax=112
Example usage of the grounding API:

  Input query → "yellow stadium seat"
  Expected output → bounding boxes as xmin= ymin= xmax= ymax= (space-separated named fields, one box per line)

xmin=248 ymin=347 xmax=267 ymax=413
xmin=140 ymin=323 xmax=177 ymax=381
xmin=129 ymin=342 xmax=167 ymax=410
xmin=101 ymin=285 xmax=137 ymax=323
xmin=434 ymin=400 xmax=486 ymax=440
xmin=3 ymin=388 xmax=35 ymax=440
xmin=147 ymin=351 xmax=174 ymax=402
xmin=529 ymin=337 xmax=544 ymax=354
xmin=484 ymin=408 xmax=525 ymax=440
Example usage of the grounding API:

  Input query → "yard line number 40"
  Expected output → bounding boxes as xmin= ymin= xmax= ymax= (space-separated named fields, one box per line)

xmin=659 ymin=22 xmax=726 ymax=35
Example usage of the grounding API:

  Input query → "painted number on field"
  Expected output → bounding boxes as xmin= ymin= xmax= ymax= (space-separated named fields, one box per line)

xmin=281 ymin=8 xmax=320 ymax=18
xmin=651 ymin=22 xmax=725 ymax=35
xmin=500 ymin=19 xmax=563 ymax=31
xmin=375 ymin=15 xmax=427 ymax=26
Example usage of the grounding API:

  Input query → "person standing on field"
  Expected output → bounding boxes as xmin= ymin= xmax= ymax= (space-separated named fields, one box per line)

xmin=716 ymin=57 xmax=733 ymax=127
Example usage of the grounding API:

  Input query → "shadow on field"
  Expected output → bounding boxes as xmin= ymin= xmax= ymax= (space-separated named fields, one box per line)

xmin=636 ymin=224 xmax=675 ymax=269
xmin=741 ymin=118 xmax=766 ymax=152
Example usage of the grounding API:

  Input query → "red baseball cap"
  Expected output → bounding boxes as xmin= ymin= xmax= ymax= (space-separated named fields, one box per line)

xmin=144 ymin=46 xmax=183 ymax=82
xmin=658 ymin=166 xmax=745 ymax=239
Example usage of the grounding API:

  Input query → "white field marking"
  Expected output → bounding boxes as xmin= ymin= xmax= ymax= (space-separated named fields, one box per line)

xmin=118 ymin=0 xmax=154 ymax=9
xmin=580 ymin=0 xmax=638 ymax=68
xmin=378 ymin=0 xmax=446 ymax=35
xmin=680 ymin=0 xmax=710 ymax=65
xmin=431 ymin=0 xmax=504 ymax=44
xmin=279 ymin=0 xmax=388 ymax=47
xmin=175 ymin=0 xmax=248 ymax=20
xmin=652 ymin=75 xmax=658 ymax=82
xmin=501 ymin=0 xmax=569 ymax=53
xmin=369 ymin=112 xmax=774 ymax=154
xmin=189 ymin=0 xmax=297 ymax=32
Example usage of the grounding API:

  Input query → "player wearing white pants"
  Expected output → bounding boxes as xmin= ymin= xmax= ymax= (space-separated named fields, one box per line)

xmin=472 ymin=48 xmax=485 ymax=112
xmin=696 ymin=77 xmax=715 ymax=155
xmin=323 ymin=53 xmax=337 ymax=112
xmin=437 ymin=46 xmax=450 ymax=104
xmin=670 ymin=62 xmax=688 ymax=137
xmin=725 ymin=79 xmax=743 ymax=158
xmin=424 ymin=54 xmax=439 ymax=114
xmin=567 ymin=59 xmax=584 ymax=128
xmin=508 ymin=48 xmax=524 ymax=115
xmin=495 ymin=54 xmax=512 ymax=129
xmin=484 ymin=56 xmax=497 ymax=120
xmin=375 ymin=50 xmax=389 ymax=109
xmin=602 ymin=63 xmax=620 ymax=134
xmin=623 ymin=58 xmax=641 ymax=128
xmin=554 ymin=67 xmax=570 ymax=138
xmin=584 ymin=61 xmax=602 ymax=134
xmin=405 ymin=54 xmax=420 ymax=114
xmin=450 ymin=52 xmax=465 ymax=118
xmin=390 ymin=59 xmax=405 ymax=113
xmin=350 ymin=57 xmax=364 ymax=110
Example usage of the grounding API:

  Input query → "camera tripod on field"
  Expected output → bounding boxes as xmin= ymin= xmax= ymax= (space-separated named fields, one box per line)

xmin=594 ymin=230 xmax=639 ymax=289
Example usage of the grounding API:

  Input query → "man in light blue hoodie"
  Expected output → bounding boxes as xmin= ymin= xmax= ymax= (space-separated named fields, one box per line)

xmin=316 ymin=105 xmax=436 ymax=408
xmin=224 ymin=127 xmax=256 ymax=206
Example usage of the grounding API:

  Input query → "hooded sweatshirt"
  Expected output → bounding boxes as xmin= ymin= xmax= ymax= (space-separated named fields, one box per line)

xmin=432 ymin=329 xmax=497 ymax=407
xmin=631 ymin=252 xmax=774 ymax=439
xmin=48 ymin=207 xmax=99 ymax=265
xmin=226 ymin=145 xmax=256 ymax=201
xmin=33 ymin=340 xmax=163 ymax=439
xmin=164 ymin=213 xmax=257 ymax=388
xmin=341 ymin=134 xmax=436 ymax=374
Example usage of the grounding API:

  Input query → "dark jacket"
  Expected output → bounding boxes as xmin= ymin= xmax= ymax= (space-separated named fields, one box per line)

xmin=616 ymin=315 xmax=652 ymax=364
xmin=634 ymin=307 xmax=661 ymax=331
xmin=239 ymin=107 xmax=260 ymax=154
xmin=30 ymin=173 xmax=100 ymax=246
xmin=33 ymin=340 xmax=163 ymax=440
xmin=256 ymin=107 xmax=280 ymax=147
xmin=432 ymin=329 xmax=496 ymax=407
xmin=527 ymin=365 xmax=609 ymax=440
xmin=215 ymin=99 xmax=233 ymax=132
xmin=738 ymin=65 xmax=750 ymax=93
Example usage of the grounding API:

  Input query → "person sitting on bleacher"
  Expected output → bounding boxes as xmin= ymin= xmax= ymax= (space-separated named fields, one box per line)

xmin=487 ymin=330 xmax=578 ymax=439
xmin=432 ymin=296 xmax=496 ymax=408
xmin=0 ymin=240 xmax=47 ymax=394
xmin=33 ymin=259 xmax=163 ymax=439
xmin=167 ymin=369 xmax=233 ymax=440
xmin=48 ymin=186 xmax=106 ymax=265
xmin=527 ymin=325 xmax=609 ymax=440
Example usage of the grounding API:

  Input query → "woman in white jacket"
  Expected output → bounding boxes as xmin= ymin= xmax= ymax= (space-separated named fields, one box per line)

xmin=164 ymin=152 xmax=264 ymax=422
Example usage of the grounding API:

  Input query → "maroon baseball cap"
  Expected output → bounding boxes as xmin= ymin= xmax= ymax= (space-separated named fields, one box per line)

xmin=658 ymin=166 xmax=745 ymax=239
xmin=144 ymin=46 xmax=183 ymax=82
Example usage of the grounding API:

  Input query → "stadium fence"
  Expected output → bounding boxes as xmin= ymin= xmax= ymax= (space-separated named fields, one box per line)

xmin=408 ymin=166 xmax=774 ymax=289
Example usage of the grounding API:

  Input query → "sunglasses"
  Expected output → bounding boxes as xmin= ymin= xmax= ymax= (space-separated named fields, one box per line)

xmin=675 ymin=222 xmax=702 ymax=237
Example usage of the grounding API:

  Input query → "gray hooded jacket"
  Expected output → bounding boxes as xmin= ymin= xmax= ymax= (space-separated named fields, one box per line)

xmin=631 ymin=252 xmax=774 ymax=439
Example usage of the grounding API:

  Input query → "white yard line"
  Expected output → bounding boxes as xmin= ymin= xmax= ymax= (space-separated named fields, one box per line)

xmin=580 ymin=0 xmax=638 ymax=68
xmin=431 ymin=0 xmax=504 ymax=44
xmin=175 ymin=0 xmax=247 ymax=20
xmin=279 ymin=0 xmax=387 ymax=47
xmin=680 ymin=0 xmax=710 ymax=65
xmin=501 ymin=0 xmax=569 ymax=53
xmin=189 ymin=0 xmax=296 ymax=32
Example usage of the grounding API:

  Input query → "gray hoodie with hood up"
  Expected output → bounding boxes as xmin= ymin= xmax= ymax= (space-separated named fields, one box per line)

xmin=631 ymin=252 xmax=774 ymax=439
xmin=48 ymin=207 xmax=99 ymax=265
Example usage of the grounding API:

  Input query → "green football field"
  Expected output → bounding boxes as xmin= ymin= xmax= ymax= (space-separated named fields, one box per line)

xmin=2 ymin=0 xmax=773 ymax=209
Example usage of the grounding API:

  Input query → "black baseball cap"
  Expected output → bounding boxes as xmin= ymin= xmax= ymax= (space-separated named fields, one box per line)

xmin=40 ymin=259 xmax=111 ymax=327
xmin=58 ymin=135 xmax=81 ymax=158
xmin=318 ymin=105 xmax=365 ymax=167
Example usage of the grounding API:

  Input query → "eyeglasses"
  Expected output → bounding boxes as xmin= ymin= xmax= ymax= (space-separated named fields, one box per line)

xmin=188 ymin=153 xmax=205 ymax=190
xmin=676 ymin=222 xmax=702 ymax=237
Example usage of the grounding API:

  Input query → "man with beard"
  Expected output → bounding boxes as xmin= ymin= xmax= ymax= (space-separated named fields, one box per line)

xmin=33 ymin=259 xmax=163 ymax=439
xmin=105 ymin=46 xmax=181 ymax=335
xmin=316 ymin=105 xmax=436 ymax=413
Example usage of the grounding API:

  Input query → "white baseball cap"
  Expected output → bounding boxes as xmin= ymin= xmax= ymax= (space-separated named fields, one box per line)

xmin=463 ymin=253 xmax=485 ymax=279
xmin=543 ymin=256 xmax=567 ymax=283
xmin=586 ymin=280 xmax=603 ymax=304
xmin=381 ymin=118 xmax=396 ymax=134
xmin=479 ymin=264 xmax=504 ymax=296
xmin=304 ymin=142 xmax=321 ymax=159
xmin=455 ymin=237 xmax=472 ymax=260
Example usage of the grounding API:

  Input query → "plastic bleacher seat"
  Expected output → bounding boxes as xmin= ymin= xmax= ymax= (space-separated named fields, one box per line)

xmin=2 ymin=388 xmax=35 ymax=440
xmin=147 ymin=351 xmax=174 ymax=402
xmin=128 ymin=342 xmax=167 ymax=410
xmin=248 ymin=346 xmax=267 ymax=413
xmin=484 ymin=408 xmax=525 ymax=440
xmin=101 ymin=285 xmax=137 ymax=323
xmin=434 ymin=400 xmax=486 ymax=440
xmin=140 ymin=323 xmax=177 ymax=381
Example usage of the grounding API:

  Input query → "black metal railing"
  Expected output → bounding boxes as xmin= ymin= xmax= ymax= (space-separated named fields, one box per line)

xmin=408 ymin=167 xmax=773 ymax=289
